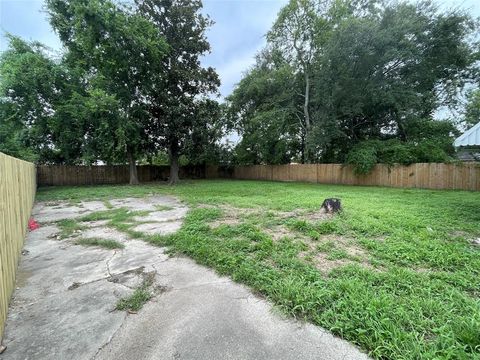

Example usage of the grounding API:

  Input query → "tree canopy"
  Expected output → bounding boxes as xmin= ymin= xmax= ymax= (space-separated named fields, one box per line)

xmin=0 ymin=0 xmax=221 ymax=184
xmin=135 ymin=0 xmax=220 ymax=183
xmin=227 ymin=0 xmax=479 ymax=172
xmin=1 ymin=0 xmax=479 ymax=178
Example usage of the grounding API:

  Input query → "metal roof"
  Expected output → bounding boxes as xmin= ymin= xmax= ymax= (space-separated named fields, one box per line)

xmin=454 ymin=122 xmax=480 ymax=147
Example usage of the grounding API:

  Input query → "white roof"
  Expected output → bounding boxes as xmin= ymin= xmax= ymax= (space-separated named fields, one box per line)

xmin=454 ymin=122 xmax=480 ymax=147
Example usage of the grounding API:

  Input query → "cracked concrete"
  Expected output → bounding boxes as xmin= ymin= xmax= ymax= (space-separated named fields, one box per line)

xmin=1 ymin=196 xmax=369 ymax=360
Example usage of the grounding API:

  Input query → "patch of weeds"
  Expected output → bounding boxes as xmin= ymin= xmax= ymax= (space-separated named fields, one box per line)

xmin=75 ymin=237 xmax=124 ymax=249
xmin=315 ymin=219 xmax=344 ymax=235
xmin=302 ymin=252 xmax=315 ymax=263
xmin=116 ymin=277 xmax=153 ymax=312
xmin=326 ymin=248 xmax=349 ymax=260
xmin=80 ymin=208 xmax=147 ymax=223
xmin=286 ymin=219 xmax=310 ymax=232
xmin=307 ymin=229 xmax=321 ymax=240
xmin=103 ymin=200 xmax=114 ymax=209
xmin=192 ymin=206 xmax=223 ymax=221
xmin=285 ymin=218 xmax=344 ymax=237
xmin=316 ymin=240 xmax=336 ymax=253
xmin=57 ymin=219 xmax=86 ymax=239
xmin=79 ymin=208 xmax=149 ymax=238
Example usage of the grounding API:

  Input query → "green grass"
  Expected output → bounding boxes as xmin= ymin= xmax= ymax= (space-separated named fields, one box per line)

xmin=75 ymin=237 xmax=125 ymax=249
xmin=116 ymin=278 xmax=153 ymax=312
xmin=36 ymin=180 xmax=480 ymax=359
xmin=57 ymin=218 xmax=86 ymax=239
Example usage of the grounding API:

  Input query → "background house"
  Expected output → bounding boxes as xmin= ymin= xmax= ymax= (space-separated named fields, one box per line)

xmin=454 ymin=122 xmax=480 ymax=161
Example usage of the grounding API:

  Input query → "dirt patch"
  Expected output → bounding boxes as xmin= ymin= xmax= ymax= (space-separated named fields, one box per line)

xmin=270 ymin=209 xmax=332 ymax=222
xmin=449 ymin=230 xmax=480 ymax=247
xmin=203 ymin=205 xmax=337 ymax=246
xmin=300 ymin=234 xmax=373 ymax=274
xmin=205 ymin=204 xmax=259 ymax=229
xmin=209 ymin=218 xmax=242 ymax=228
xmin=301 ymin=211 xmax=333 ymax=222
xmin=301 ymin=251 xmax=351 ymax=274
xmin=263 ymin=225 xmax=309 ymax=242
xmin=414 ymin=267 xmax=433 ymax=273
xmin=450 ymin=230 xmax=469 ymax=238
xmin=204 ymin=204 xmax=334 ymax=229
xmin=264 ymin=225 xmax=294 ymax=241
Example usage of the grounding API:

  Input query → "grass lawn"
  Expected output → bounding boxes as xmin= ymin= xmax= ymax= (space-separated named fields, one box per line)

xmin=36 ymin=180 xmax=480 ymax=359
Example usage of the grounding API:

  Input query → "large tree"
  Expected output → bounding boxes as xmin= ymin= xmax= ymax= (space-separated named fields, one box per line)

xmin=267 ymin=0 xmax=328 ymax=162
xmin=226 ymin=49 xmax=302 ymax=164
xmin=229 ymin=0 xmax=479 ymax=170
xmin=46 ymin=0 xmax=168 ymax=184
xmin=135 ymin=0 xmax=220 ymax=184
xmin=0 ymin=35 xmax=84 ymax=163
xmin=314 ymin=1 xmax=477 ymax=159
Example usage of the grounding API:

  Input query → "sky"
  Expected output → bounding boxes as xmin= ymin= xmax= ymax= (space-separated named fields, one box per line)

xmin=0 ymin=0 xmax=479 ymax=99
xmin=0 ymin=0 xmax=288 ymax=97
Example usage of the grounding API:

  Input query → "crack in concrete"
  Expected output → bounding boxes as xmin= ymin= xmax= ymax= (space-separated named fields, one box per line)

xmin=67 ymin=266 xmax=149 ymax=291
xmin=91 ymin=312 xmax=128 ymax=360
xmin=105 ymin=250 xmax=117 ymax=278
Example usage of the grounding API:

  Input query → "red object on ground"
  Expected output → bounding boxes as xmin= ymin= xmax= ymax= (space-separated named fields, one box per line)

xmin=28 ymin=218 xmax=40 ymax=231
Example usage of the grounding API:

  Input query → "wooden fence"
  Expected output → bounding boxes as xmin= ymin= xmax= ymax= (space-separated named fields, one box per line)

xmin=37 ymin=165 xmax=205 ymax=186
xmin=0 ymin=153 xmax=36 ymax=340
xmin=208 ymin=163 xmax=480 ymax=191
xmin=36 ymin=163 xmax=480 ymax=190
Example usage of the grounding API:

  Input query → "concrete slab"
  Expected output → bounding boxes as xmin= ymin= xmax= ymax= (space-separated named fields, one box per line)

xmin=2 ymin=195 xmax=370 ymax=360
xmin=95 ymin=260 xmax=369 ymax=360
xmin=80 ymin=227 xmax=131 ymax=243
xmin=32 ymin=201 xmax=107 ymax=223
xmin=132 ymin=221 xmax=183 ymax=236
xmin=108 ymin=240 xmax=169 ymax=274
xmin=109 ymin=196 xmax=182 ymax=212
xmin=133 ymin=207 xmax=188 ymax=223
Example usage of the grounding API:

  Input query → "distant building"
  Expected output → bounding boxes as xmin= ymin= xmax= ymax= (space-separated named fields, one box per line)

xmin=454 ymin=122 xmax=480 ymax=161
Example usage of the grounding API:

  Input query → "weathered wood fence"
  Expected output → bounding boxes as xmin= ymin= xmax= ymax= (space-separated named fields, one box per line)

xmin=37 ymin=163 xmax=479 ymax=190
xmin=0 ymin=153 xmax=36 ymax=339
xmin=37 ymin=165 xmax=205 ymax=186
xmin=208 ymin=163 xmax=480 ymax=191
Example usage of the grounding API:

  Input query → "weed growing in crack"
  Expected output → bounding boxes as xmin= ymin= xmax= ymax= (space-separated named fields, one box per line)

xmin=75 ymin=237 xmax=124 ymax=249
xmin=56 ymin=219 xmax=86 ymax=239
xmin=79 ymin=208 xmax=148 ymax=223
xmin=103 ymin=200 xmax=114 ymax=209
xmin=116 ymin=276 xmax=154 ymax=312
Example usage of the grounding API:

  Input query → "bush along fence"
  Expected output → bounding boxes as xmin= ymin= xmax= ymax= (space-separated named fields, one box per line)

xmin=37 ymin=164 xmax=205 ymax=186
xmin=0 ymin=152 xmax=36 ymax=340
xmin=207 ymin=163 xmax=480 ymax=191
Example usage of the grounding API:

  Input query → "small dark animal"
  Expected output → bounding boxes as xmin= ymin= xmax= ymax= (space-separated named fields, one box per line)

xmin=320 ymin=198 xmax=342 ymax=214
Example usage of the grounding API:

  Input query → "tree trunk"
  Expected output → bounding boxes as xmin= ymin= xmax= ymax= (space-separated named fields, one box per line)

xmin=127 ymin=150 xmax=139 ymax=185
xmin=169 ymin=142 xmax=180 ymax=185
xmin=303 ymin=72 xmax=311 ymax=130
xmin=303 ymin=72 xmax=311 ymax=163
xmin=300 ymin=131 xmax=306 ymax=164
